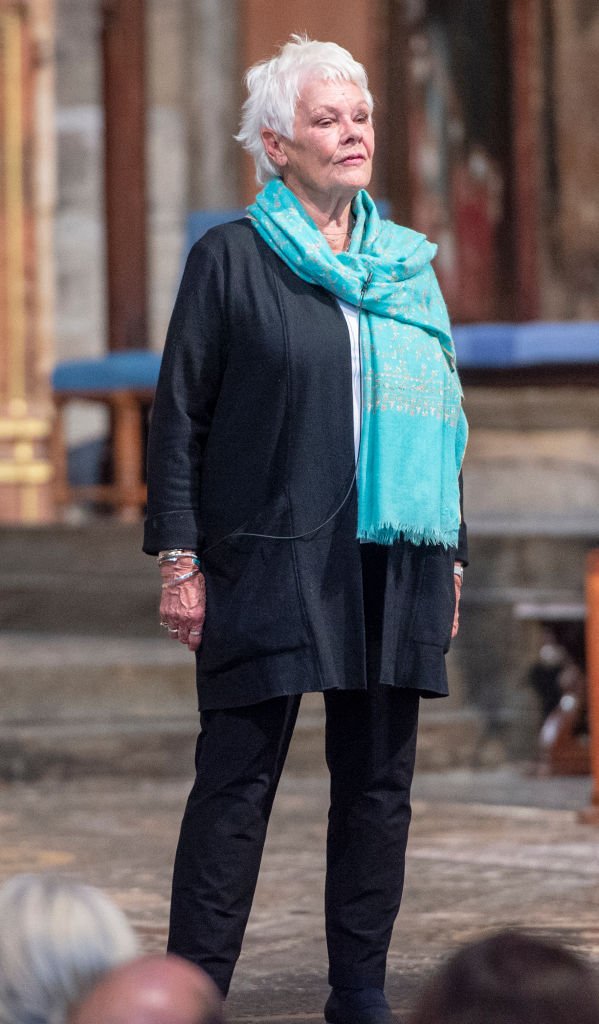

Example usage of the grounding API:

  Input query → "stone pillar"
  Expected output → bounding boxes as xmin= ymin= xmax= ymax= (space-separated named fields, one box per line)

xmin=185 ymin=0 xmax=240 ymax=210
xmin=54 ymin=0 xmax=105 ymax=365
xmin=146 ymin=0 xmax=241 ymax=348
xmin=147 ymin=0 xmax=187 ymax=349
xmin=0 ymin=0 xmax=56 ymax=522
xmin=102 ymin=0 xmax=148 ymax=350
xmin=544 ymin=0 xmax=599 ymax=319
xmin=510 ymin=0 xmax=543 ymax=319
xmin=385 ymin=1 xmax=412 ymax=228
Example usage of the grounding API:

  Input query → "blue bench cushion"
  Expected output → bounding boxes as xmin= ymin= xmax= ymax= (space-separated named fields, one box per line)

xmin=185 ymin=209 xmax=246 ymax=256
xmin=53 ymin=350 xmax=162 ymax=392
xmin=453 ymin=322 xmax=599 ymax=368
xmin=53 ymin=324 xmax=598 ymax=393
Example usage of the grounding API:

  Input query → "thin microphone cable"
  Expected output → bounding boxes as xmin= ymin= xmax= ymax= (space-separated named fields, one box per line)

xmin=201 ymin=270 xmax=374 ymax=555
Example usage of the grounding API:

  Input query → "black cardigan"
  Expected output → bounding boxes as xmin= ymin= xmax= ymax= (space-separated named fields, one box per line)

xmin=144 ymin=219 xmax=468 ymax=709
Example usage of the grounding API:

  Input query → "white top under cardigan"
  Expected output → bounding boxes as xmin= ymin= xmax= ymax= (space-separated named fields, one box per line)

xmin=337 ymin=299 xmax=361 ymax=464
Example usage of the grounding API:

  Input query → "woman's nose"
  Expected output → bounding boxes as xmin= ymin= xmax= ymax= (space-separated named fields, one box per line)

xmin=341 ymin=121 xmax=362 ymax=143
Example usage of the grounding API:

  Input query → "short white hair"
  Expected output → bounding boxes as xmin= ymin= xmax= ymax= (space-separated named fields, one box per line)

xmin=0 ymin=873 xmax=139 ymax=1024
xmin=236 ymin=33 xmax=374 ymax=185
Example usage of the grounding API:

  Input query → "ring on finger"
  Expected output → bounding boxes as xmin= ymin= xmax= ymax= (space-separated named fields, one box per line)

xmin=168 ymin=627 xmax=179 ymax=634
xmin=189 ymin=630 xmax=202 ymax=636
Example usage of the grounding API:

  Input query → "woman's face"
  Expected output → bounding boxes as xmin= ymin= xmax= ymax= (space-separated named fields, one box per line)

xmin=265 ymin=77 xmax=375 ymax=206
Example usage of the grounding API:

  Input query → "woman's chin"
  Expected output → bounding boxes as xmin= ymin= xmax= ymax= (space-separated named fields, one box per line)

xmin=336 ymin=165 xmax=372 ymax=190
xmin=325 ymin=170 xmax=372 ymax=197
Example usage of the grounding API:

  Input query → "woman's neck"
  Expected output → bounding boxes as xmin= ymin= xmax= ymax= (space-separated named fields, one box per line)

xmin=284 ymin=181 xmax=354 ymax=254
xmin=321 ymin=213 xmax=354 ymax=254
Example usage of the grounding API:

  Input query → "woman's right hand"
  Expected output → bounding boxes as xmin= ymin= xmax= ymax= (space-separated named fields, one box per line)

xmin=159 ymin=567 xmax=206 ymax=652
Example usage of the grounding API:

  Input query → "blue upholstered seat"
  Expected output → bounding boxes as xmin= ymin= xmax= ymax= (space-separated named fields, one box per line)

xmin=453 ymin=322 xmax=599 ymax=368
xmin=52 ymin=350 xmax=162 ymax=392
xmin=185 ymin=209 xmax=246 ymax=257
xmin=51 ymin=324 xmax=598 ymax=391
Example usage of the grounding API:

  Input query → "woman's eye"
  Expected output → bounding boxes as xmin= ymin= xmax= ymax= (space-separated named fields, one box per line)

xmin=318 ymin=119 xmax=333 ymax=127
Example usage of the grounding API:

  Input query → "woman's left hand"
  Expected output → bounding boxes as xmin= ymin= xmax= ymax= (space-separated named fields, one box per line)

xmin=159 ymin=556 xmax=206 ymax=652
xmin=452 ymin=571 xmax=463 ymax=639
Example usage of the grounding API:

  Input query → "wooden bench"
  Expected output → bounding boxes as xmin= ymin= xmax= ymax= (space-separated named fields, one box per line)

xmin=51 ymin=350 xmax=161 ymax=521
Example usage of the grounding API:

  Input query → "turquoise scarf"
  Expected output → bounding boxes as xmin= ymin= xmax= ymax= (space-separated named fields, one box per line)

xmin=248 ymin=179 xmax=468 ymax=548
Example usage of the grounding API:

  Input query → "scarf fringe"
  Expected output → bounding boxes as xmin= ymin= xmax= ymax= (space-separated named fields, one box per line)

xmin=356 ymin=522 xmax=458 ymax=549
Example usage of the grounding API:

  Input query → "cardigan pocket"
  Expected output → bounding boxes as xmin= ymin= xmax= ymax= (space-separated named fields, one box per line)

xmin=198 ymin=497 xmax=311 ymax=676
xmin=408 ymin=545 xmax=455 ymax=652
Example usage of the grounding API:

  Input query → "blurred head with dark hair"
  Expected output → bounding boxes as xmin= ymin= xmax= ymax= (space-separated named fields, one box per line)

xmin=411 ymin=929 xmax=599 ymax=1024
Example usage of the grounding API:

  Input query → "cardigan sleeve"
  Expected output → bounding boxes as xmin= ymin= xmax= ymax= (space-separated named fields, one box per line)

xmin=143 ymin=240 xmax=227 ymax=555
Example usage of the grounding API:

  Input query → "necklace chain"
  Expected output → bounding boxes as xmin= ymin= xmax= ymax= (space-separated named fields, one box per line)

xmin=322 ymin=213 xmax=355 ymax=248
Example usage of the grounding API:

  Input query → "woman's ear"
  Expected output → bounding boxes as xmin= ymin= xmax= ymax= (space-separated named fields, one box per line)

xmin=261 ymin=128 xmax=288 ymax=168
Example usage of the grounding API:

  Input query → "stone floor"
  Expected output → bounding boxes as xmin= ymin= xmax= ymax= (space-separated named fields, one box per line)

xmin=1 ymin=727 xmax=598 ymax=1023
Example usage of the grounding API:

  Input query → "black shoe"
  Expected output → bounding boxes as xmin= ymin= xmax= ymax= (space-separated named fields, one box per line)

xmin=324 ymin=987 xmax=395 ymax=1024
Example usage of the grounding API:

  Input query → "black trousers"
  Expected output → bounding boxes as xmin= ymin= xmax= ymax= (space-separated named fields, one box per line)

xmin=167 ymin=547 xmax=420 ymax=996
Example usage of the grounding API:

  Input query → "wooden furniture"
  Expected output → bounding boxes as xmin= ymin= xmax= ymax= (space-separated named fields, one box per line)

xmin=51 ymin=350 xmax=161 ymax=521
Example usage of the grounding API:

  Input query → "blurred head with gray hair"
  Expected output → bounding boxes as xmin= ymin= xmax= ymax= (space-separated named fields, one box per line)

xmin=0 ymin=873 xmax=139 ymax=1024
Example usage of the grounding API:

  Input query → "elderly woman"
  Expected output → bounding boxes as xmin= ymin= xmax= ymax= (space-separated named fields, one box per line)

xmin=144 ymin=35 xmax=468 ymax=1024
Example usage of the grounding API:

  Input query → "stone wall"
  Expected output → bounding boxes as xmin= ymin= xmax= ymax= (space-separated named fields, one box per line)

xmin=460 ymin=384 xmax=599 ymax=755
xmin=463 ymin=387 xmax=599 ymax=525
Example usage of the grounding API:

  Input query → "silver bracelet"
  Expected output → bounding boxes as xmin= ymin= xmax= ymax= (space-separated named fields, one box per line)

xmin=453 ymin=564 xmax=464 ymax=581
xmin=158 ymin=553 xmax=200 ymax=567
xmin=158 ymin=547 xmax=196 ymax=557
xmin=158 ymin=547 xmax=196 ymax=556
xmin=161 ymin=568 xmax=201 ymax=589
xmin=158 ymin=548 xmax=198 ymax=564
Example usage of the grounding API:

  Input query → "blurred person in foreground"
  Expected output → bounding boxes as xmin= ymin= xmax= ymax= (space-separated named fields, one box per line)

xmin=69 ymin=955 xmax=223 ymax=1024
xmin=0 ymin=873 xmax=138 ymax=1024
xmin=144 ymin=33 xmax=468 ymax=1024
xmin=410 ymin=929 xmax=599 ymax=1024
